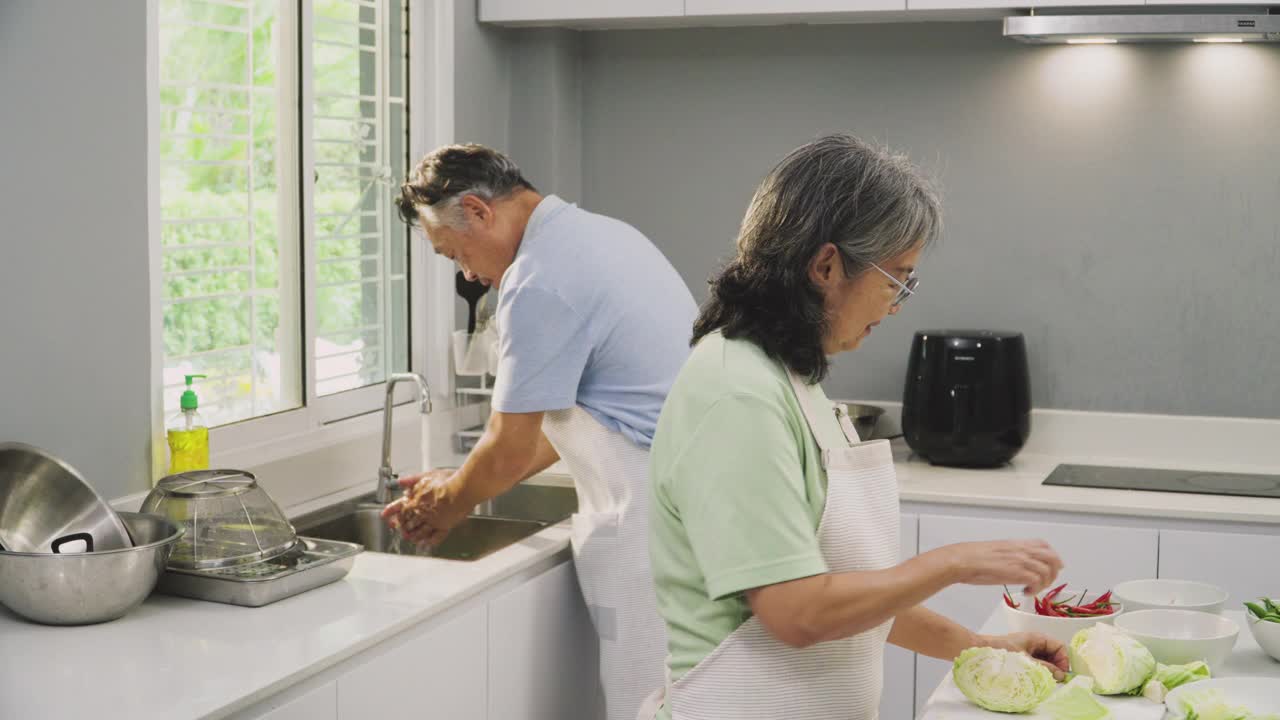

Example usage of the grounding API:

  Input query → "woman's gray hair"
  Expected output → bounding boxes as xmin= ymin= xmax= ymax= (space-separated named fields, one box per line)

xmin=692 ymin=133 xmax=942 ymax=382
xmin=396 ymin=144 xmax=537 ymax=230
xmin=739 ymin=133 xmax=941 ymax=282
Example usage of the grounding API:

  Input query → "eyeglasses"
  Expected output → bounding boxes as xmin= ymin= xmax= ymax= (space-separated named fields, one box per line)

xmin=869 ymin=263 xmax=919 ymax=308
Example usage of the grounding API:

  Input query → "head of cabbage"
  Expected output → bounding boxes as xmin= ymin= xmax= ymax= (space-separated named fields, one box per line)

xmin=1068 ymin=623 xmax=1156 ymax=695
xmin=953 ymin=646 xmax=1057 ymax=712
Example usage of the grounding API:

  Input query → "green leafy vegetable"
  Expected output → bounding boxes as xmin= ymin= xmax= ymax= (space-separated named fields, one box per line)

xmin=952 ymin=646 xmax=1056 ymax=713
xmin=1039 ymin=676 xmax=1110 ymax=720
xmin=1167 ymin=688 xmax=1280 ymax=720
xmin=1068 ymin=623 xmax=1156 ymax=695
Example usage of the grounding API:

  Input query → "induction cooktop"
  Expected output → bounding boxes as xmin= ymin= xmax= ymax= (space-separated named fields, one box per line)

xmin=1042 ymin=464 xmax=1280 ymax=499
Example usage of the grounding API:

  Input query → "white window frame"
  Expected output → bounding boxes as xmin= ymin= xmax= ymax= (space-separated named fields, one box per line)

xmin=147 ymin=0 xmax=457 ymax=475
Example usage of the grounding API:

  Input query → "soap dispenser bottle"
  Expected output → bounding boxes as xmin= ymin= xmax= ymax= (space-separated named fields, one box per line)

xmin=167 ymin=374 xmax=210 ymax=474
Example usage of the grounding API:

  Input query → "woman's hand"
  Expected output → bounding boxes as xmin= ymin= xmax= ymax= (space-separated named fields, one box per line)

xmin=975 ymin=632 xmax=1071 ymax=681
xmin=936 ymin=539 xmax=1064 ymax=595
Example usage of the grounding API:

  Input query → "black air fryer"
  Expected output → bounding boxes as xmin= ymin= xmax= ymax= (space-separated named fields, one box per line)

xmin=902 ymin=330 xmax=1031 ymax=467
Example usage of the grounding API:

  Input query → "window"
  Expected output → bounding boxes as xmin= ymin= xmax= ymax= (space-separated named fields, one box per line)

xmin=157 ymin=0 xmax=409 ymax=429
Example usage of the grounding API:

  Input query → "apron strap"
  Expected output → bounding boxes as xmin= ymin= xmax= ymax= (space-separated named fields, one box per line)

xmin=784 ymin=370 xmax=860 ymax=462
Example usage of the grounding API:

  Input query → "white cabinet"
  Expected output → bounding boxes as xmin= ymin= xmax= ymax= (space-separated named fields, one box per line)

xmin=913 ymin=514 xmax=1158 ymax=713
xmin=479 ymin=0 xmax=684 ymax=24
xmin=907 ymin=0 xmax=1130 ymax=9
xmin=241 ymin=682 xmax=337 ymax=720
xmin=1147 ymin=0 xmax=1271 ymax=5
xmin=337 ymin=604 xmax=488 ymax=719
xmin=1158 ymin=528 xmax=1280 ymax=606
xmin=882 ymin=513 xmax=920 ymax=720
xmin=488 ymin=562 xmax=605 ymax=720
xmin=687 ymin=0 xmax=907 ymax=15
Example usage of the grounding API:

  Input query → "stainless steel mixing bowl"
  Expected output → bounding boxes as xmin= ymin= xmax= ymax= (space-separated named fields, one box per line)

xmin=0 ymin=512 xmax=182 ymax=625
xmin=0 ymin=442 xmax=133 ymax=554
xmin=846 ymin=403 xmax=887 ymax=441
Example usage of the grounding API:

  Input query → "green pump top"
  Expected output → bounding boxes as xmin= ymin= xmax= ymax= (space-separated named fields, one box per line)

xmin=180 ymin=374 xmax=207 ymax=411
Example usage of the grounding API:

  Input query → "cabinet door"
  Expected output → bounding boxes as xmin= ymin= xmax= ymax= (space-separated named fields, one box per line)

xmin=913 ymin=514 xmax=1157 ymax=712
xmin=687 ymin=0 xmax=907 ymax=14
xmin=881 ymin=514 xmax=919 ymax=720
xmin=908 ymin=0 xmax=1130 ymax=8
xmin=337 ymin=604 xmax=488 ymax=719
xmin=1159 ymin=528 xmax=1280 ymax=605
xmin=1147 ymin=0 xmax=1271 ymax=5
xmin=480 ymin=0 xmax=684 ymax=23
xmin=239 ymin=681 xmax=337 ymax=720
xmin=488 ymin=561 xmax=605 ymax=720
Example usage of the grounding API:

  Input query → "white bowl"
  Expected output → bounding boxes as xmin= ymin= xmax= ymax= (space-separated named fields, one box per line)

xmin=1001 ymin=591 xmax=1123 ymax=646
xmin=1113 ymin=609 xmax=1239 ymax=671
xmin=1112 ymin=579 xmax=1228 ymax=614
xmin=1245 ymin=614 xmax=1280 ymax=662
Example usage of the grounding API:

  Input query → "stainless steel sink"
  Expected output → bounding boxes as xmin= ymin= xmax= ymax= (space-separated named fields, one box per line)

xmin=293 ymin=482 xmax=577 ymax=562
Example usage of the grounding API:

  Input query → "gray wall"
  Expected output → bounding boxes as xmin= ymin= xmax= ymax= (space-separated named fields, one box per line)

xmin=450 ymin=16 xmax=583 ymax=327
xmin=578 ymin=22 xmax=1280 ymax=418
xmin=0 ymin=1 xmax=155 ymax=498
xmin=454 ymin=0 xmax=513 ymax=152
xmin=510 ymin=29 xmax=584 ymax=203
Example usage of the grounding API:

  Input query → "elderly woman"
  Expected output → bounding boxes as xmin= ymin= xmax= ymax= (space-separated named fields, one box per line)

xmin=642 ymin=134 xmax=1069 ymax=720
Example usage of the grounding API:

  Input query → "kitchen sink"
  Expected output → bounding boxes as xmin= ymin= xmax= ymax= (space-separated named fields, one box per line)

xmin=293 ymin=482 xmax=577 ymax=562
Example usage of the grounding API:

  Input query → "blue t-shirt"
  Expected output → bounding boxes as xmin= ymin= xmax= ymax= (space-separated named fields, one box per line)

xmin=490 ymin=195 xmax=697 ymax=449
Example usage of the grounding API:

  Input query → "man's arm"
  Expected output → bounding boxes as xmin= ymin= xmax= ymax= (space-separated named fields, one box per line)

xmin=450 ymin=410 xmax=548 ymax=503
xmin=519 ymin=429 xmax=560 ymax=481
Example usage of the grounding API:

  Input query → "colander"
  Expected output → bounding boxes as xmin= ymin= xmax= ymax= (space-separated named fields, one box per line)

xmin=139 ymin=469 xmax=297 ymax=569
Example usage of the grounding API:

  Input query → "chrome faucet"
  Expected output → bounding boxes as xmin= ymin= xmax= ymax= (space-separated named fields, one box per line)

xmin=377 ymin=372 xmax=432 ymax=504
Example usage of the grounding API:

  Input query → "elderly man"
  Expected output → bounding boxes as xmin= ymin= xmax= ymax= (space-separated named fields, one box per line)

xmin=385 ymin=143 xmax=697 ymax=720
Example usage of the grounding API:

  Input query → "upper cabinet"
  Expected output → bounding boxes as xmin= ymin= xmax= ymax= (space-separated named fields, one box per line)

xmin=480 ymin=0 xmax=1276 ymax=26
xmin=686 ymin=0 xmax=907 ymax=15
xmin=909 ymin=0 xmax=1130 ymax=9
xmin=479 ymin=0 xmax=684 ymax=24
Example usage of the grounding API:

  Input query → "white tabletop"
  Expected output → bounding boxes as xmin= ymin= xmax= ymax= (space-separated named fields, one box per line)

xmin=920 ymin=610 xmax=1280 ymax=720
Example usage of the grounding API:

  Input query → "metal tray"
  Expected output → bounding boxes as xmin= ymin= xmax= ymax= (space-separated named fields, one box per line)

xmin=155 ymin=536 xmax=362 ymax=607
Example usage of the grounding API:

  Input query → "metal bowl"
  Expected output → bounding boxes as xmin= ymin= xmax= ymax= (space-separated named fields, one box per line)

xmin=141 ymin=469 xmax=298 ymax=570
xmin=0 ymin=512 xmax=182 ymax=625
xmin=0 ymin=442 xmax=133 ymax=554
xmin=846 ymin=403 xmax=886 ymax=441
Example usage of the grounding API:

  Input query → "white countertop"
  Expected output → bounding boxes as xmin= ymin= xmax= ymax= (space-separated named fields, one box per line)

xmin=893 ymin=442 xmax=1280 ymax=525
xmin=921 ymin=609 xmax=1280 ymax=720
xmin=8 ymin=408 xmax=1280 ymax=719
xmin=0 ymin=516 xmax=573 ymax=720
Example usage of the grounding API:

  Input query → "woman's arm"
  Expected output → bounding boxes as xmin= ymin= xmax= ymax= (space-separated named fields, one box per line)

xmin=887 ymin=605 xmax=979 ymax=659
xmin=746 ymin=539 xmax=1061 ymax=648
xmin=888 ymin=605 xmax=1069 ymax=678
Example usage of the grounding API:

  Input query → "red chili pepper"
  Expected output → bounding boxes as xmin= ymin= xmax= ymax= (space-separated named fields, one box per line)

xmin=1064 ymin=605 xmax=1110 ymax=616
xmin=1004 ymin=593 xmax=1020 ymax=609
xmin=1088 ymin=591 xmax=1113 ymax=608
xmin=1045 ymin=583 xmax=1068 ymax=603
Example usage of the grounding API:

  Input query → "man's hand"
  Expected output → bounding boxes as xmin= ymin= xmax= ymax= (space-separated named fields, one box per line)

xmin=380 ymin=468 xmax=468 ymax=546
xmin=975 ymin=631 xmax=1070 ymax=681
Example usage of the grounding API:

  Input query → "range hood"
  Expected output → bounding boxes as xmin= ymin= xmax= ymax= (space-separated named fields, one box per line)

xmin=1004 ymin=13 xmax=1280 ymax=44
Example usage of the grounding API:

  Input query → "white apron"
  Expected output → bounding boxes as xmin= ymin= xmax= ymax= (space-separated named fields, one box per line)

xmin=640 ymin=370 xmax=902 ymax=720
xmin=542 ymin=406 xmax=669 ymax=720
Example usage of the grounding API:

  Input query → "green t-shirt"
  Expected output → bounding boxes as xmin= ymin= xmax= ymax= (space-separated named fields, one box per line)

xmin=648 ymin=331 xmax=850 ymax=707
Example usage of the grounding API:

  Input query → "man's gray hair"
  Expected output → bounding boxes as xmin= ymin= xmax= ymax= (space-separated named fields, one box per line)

xmin=396 ymin=144 xmax=537 ymax=230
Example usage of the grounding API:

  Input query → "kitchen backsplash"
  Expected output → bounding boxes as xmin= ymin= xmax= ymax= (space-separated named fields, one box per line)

xmin=571 ymin=21 xmax=1280 ymax=419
